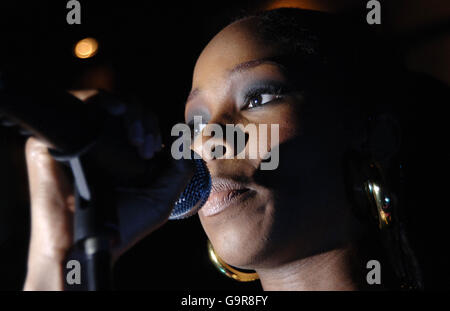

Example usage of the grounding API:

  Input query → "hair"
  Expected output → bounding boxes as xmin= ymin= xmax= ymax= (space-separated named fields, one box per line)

xmin=236 ymin=8 xmax=373 ymax=79
xmin=234 ymin=8 xmax=424 ymax=290
xmin=235 ymin=8 xmax=395 ymax=148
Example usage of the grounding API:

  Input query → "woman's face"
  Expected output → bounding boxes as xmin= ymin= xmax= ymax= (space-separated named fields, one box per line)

xmin=185 ymin=18 xmax=357 ymax=269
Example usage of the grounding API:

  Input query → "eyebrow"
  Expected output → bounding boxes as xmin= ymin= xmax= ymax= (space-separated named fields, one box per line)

xmin=229 ymin=58 xmax=284 ymax=74
xmin=186 ymin=58 xmax=285 ymax=104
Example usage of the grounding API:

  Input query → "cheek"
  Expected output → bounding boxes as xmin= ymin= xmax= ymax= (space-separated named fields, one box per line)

xmin=244 ymin=102 xmax=300 ymax=155
xmin=272 ymin=102 xmax=301 ymax=141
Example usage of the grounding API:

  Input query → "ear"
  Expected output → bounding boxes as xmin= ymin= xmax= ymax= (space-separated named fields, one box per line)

xmin=366 ymin=114 xmax=402 ymax=163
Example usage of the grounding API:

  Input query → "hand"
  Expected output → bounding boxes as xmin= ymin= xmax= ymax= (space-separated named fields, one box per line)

xmin=23 ymin=90 xmax=194 ymax=290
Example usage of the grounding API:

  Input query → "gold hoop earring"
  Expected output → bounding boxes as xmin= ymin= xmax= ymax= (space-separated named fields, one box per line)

xmin=363 ymin=162 xmax=393 ymax=230
xmin=365 ymin=179 xmax=393 ymax=230
xmin=207 ymin=240 xmax=259 ymax=282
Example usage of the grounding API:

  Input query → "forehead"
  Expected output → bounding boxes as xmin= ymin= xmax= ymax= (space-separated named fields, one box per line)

xmin=192 ymin=18 xmax=280 ymax=89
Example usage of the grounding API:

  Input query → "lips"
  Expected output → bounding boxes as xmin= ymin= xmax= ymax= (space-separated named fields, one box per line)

xmin=200 ymin=177 xmax=253 ymax=217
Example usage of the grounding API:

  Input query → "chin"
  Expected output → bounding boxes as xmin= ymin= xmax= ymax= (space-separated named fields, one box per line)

xmin=199 ymin=203 xmax=277 ymax=269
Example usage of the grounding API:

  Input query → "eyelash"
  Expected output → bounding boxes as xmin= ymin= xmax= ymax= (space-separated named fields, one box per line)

xmin=243 ymin=84 xmax=287 ymax=110
xmin=186 ymin=84 xmax=288 ymax=136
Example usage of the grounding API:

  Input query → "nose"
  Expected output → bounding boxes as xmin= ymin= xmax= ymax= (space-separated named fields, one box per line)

xmin=192 ymin=114 xmax=252 ymax=161
xmin=193 ymin=123 xmax=232 ymax=161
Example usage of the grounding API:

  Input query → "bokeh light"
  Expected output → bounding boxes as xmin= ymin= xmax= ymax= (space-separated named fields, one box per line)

xmin=74 ymin=37 xmax=99 ymax=59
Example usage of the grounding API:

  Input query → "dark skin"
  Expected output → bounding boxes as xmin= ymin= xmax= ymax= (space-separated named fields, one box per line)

xmin=187 ymin=18 xmax=364 ymax=290
xmin=24 ymin=17 xmax=365 ymax=290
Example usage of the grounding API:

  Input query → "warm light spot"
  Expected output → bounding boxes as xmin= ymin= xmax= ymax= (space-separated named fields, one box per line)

xmin=263 ymin=0 xmax=355 ymax=12
xmin=74 ymin=37 xmax=98 ymax=59
xmin=265 ymin=0 xmax=328 ymax=11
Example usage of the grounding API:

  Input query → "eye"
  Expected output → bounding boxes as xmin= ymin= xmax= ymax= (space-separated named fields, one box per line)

xmin=245 ymin=94 xmax=282 ymax=109
xmin=242 ymin=83 xmax=288 ymax=110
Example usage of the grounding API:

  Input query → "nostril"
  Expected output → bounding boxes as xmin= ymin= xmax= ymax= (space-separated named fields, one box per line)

xmin=261 ymin=153 xmax=271 ymax=163
xmin=226 ymin=126 xmax=247 ymax=157
xmin=211 ymin=145 xmax=226 ymax=159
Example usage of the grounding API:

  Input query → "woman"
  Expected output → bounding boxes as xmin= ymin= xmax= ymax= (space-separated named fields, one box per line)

xmin=23 ymin=8 xmax=421 ymax=290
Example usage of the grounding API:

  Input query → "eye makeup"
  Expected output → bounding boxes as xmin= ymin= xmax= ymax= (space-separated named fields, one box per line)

xmin=240 ymin=80 xmax=292 ymax=110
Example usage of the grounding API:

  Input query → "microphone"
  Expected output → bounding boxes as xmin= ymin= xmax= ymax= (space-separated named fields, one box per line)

xmin=0 ymin=75 xmax=211 ymax=221
xmin=170 ymin=157 xmax=211 ymax=219
xmin=0 ymin=72 xmax=211 ymax=290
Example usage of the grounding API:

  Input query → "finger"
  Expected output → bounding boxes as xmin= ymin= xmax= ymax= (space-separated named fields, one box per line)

xmin=25 ymin=138 xmax=74 ymax=210
xmin=25 ymin=137 xmax=75 ymax=259
xmin=113 ymin=157 xmax=195 ymax=255
xmin=140 ymin=124 xmax=162 ymax=160
xmin=124 ymin=97 xmax=145 ymax=147
xmin=116 ymin=157 xmax=195 ymax=227
xmin=146 ymin=157 xmax=196 ymax=206
xmin=140 ymin=133 xmax=156 ymax=159
xmin=139 ymin=106 xmax=162 ymax=159
xmin=124 ymin=96 xmax=161 ymax=158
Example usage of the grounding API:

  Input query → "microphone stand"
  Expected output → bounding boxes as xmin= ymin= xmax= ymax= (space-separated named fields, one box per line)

xmin=1 ymin=80 xmax=120 ymax=290
xmin=51 ymin=146 xmax=117 ymax=291
xmin=0 ymin=82 xmax=181 ymax=290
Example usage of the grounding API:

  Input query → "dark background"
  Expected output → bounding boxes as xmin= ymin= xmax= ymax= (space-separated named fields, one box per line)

xmin=0 ymin=0 xmax=449 ymax=290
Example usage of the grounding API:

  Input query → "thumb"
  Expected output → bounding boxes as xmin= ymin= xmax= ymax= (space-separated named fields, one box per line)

xmin=25 ymin=137 xmax=75 ymax=259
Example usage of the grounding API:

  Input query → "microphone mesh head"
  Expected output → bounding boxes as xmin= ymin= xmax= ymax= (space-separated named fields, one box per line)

xmin=169 ymin=158 xmax=211 ymax=220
